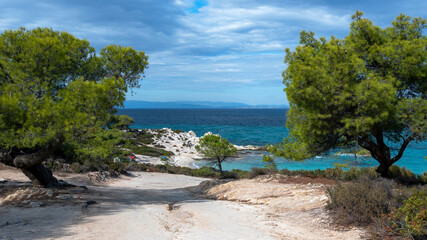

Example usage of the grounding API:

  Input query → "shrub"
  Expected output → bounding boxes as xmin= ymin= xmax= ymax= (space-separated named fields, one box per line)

xmin=154 ymin=164 xmax=168 ymax=172
xmin=134 ymin=130 xmax=155 ymax=144
xmin=262 ymin=154 xmax=278 ymax=173
xmin=249 ymin=167 xmax=268 ymax=179
xmin=70 ymin=162 xmax=83 ymax=173
xmin=228 ymin=169 xmax=251 ymax=179
xmin=219 ymin=171 xmax=240 ymax=179
xmin=417 ymin=172 xmax=427 ymax=185
xmin=385 ymin=191 xmax=427 ymax=239
xmin=163 ymin=164 xmax=193 ymax=175
xmin=389 ymin=165 xmax=419 ymax=185
xmin=342 ymin=167 xmax=379 ymax=181
xmin=109 ymin=161 xmax=126 ymax=173
xmin=190 ymin=167 xmax=218 ymax=178
xmin=130 ymin=144 xmax=173 ymax=157
xmin=173 ymin=129 xmax=184 ymax=134
xmin=326 ymin=176 xmax=394 ymax=225
xmin=124 ymin=163 xmax=149 ymax=172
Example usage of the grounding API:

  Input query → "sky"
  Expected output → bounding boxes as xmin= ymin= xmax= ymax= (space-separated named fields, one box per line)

xmin=0 ymin=0 xmax=426 ymax=106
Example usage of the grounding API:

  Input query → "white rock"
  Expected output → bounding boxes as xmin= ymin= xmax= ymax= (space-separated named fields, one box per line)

xmin=139 ymin=128 xmax=262 ymax=169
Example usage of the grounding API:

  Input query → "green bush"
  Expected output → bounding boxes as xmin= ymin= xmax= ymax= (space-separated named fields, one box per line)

xmin=326 ymin=176 xmax=394 ymax=225
xmin=109 ymin=161 xmax=126 ymax=173
xmin=70 ymin=162 xmax=83 ymax=173
xmin=388 ymin=165 xmax=427 ymax=185
xmin=342 ymin=167 xmax=379 ymax=181
xmin=190 ymin=167 xmax=218 ymax=178
xmin=385 ymin=191 xmax=427 ymax=239
xmin=228 ymin=169 xmax=250 ymax=179
xmin=163 ymin=164 xmax=193 ymax=175
xmin=130 ymin=144 xmax=173 ymax=157
xmin=123 ymin=163 xmax=143 ymax=172
xmin=173 ymin=129 xmax=184 ymax=134
xmin=134 ymin=130 xmax=155 ymax=144
xmin=219 ymin=171 xmax=240 ymax=179
xmin=417 ymin=172 xmax=427 ymax=185
xmin=249 ymin=167 xmax=268 ymax=178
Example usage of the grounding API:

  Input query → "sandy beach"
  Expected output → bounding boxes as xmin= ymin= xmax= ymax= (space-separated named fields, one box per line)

xmin=0 ymin=164 xmax=366 ymax=240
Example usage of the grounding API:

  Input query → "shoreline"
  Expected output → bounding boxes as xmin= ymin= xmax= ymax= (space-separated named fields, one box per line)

xmin=132 ymin=128 xmax=266 ymax=169
xmin=129 ymin=128 xmax=427 ymax=175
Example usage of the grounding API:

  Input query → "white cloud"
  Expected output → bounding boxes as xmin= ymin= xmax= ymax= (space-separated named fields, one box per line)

xmin=1 ymin=0 xmax=424 ymax=105
xmin=172 ymin=2 xmax=351 ymax=55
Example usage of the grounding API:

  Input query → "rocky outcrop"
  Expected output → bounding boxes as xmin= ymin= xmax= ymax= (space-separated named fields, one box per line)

xmin=133 ymin=128 xmax=264 ymax=168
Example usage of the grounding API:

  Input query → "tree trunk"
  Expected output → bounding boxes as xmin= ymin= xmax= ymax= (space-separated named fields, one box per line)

xmin=358 ymin=130 xmax=416 ymax=179
xmin=376 ymin=163 xmax=390 ymax=178
xmin=21 ymin=163 xmax=71 ymax=188
xmin=0 ymin=136 xmax=72 ymax=188
xmin=217 ymin=158 xmax=223 ymax=175
xmin=358 ymin=133 xmax=392 ymax=178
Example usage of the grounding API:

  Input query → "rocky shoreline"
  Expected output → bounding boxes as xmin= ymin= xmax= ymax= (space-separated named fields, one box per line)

xmin=132 ymin=128 xmax=266 ymax=169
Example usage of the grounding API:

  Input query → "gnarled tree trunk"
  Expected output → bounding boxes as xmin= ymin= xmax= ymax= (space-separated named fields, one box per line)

xmin=0 ymin=136 xmax=72 ymax=188
xmin=358 ymin=129 xmax=417 ymax=178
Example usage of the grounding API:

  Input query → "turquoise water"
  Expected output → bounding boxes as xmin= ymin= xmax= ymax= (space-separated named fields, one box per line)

xmin=197 ymin=151 xmax=423 ymax=173
xmin=119 ymin=109 xmax=426 ymax=174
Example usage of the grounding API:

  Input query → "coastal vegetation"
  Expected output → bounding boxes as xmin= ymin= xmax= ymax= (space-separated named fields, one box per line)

xmin=271 ymin=11 xmax=427 ymax=178
xmin=0 ymin=12 xmax=425 ymax=240
xmin=195 ymin=134 xmax=237 ymax=174
xmin=0 ymin=27 xmax=148 ymax=187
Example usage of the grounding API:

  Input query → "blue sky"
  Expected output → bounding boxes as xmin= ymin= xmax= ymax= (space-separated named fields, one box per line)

xmin=1 ymin=0 xmax=425 ymax=106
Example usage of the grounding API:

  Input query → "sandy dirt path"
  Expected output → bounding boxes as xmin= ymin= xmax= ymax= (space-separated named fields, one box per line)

xmin=1 ymin=171 xmax=275 ymax=240
xmin=0 ymin=168 xmax=365 ymax=240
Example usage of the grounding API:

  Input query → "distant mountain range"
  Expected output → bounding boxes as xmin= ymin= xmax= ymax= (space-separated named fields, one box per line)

xmin=123 ymin=100 xmax=288 ymax=109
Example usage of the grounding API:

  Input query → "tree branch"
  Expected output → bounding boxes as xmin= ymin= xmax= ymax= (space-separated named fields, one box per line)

xmin=358 ymin=136 xmax=380 ymax=160
xmin=0 ymin=149 xmax=14 ymax=166
xmin=12 ymin=136 xmax=64 ymax=168
xmin=391 ymin=133 xmax=417 ymax=165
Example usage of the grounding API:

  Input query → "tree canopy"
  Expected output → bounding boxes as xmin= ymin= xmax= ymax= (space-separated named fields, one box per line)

xmin=0 ymin=27 xmax=148 ymax=186
xmin=196 ymin=134 xmax=237 ymax=174
xmin=270 ymin=12 xmax=426 ymax=177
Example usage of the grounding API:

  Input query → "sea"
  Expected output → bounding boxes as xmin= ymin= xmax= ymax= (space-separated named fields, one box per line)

xmin=117 ymin=109 xmax=426 ymax=174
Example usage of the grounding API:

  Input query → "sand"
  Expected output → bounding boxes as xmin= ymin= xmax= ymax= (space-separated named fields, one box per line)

xmin=0 ymin=166 xmax=366 ymax=240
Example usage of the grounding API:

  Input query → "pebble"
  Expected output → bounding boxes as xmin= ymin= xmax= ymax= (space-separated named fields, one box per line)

xmin=29 ymin=202 xmax=43 ymax=208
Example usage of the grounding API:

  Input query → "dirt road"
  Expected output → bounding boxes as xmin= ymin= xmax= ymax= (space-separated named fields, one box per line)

xmin=0 ymin=169 xmax=365 ymax=240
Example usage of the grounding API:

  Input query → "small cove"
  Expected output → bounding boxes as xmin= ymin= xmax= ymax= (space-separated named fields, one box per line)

xmin=119 ymin=108 xmax=427 ymax=174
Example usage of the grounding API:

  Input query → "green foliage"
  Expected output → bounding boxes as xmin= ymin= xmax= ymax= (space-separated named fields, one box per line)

xmin=133 ymin=129 xmax=155 ymax=144
xmin=129 ymin=144 xmax=173 ymax=157
xmin=326 ymin=176 xmax=395 ymax=225
xmin=59 ymin=128 xmax=130 ymax=165
xmin=173 ymin=129 xmax=184 ymax=134
xmin=109 ymin=115 xmax=135 ymax=130
xmin=0 ymin=27 xmax=148 ymax=171
xmin=385 ymin=191 xmax=427 ymax=238
xmin=274 ymin=12 xmax=427 ymax=176
xmin=262 ymin=154 xmax=278 ymax=172
xmin=190 ymin=167 xmax=219 ymax=178
xmin=100 ymin=45 xmax=149 ymax=91
xmin=278 ymin=165 xmax=427 ymax=184
xmin=196 ymin=134 xmax=237 ymax=173
xmin=70 ymin=162 xmax=83 ymax=173
xmin=228 ymin=169 xmax=251 ymax=179
xmin=249 ymin=167 xmax=269 ymax=178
